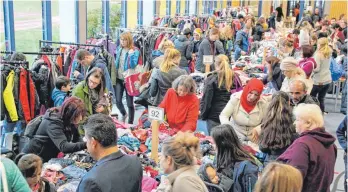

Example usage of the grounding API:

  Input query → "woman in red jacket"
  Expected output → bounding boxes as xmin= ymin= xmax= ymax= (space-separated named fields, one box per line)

xmin=159 ymin=75 xmax=199 ymax=133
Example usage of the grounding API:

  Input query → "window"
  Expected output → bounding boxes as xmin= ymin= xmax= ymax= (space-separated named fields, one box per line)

xmin=0 ymin=2 xmax=5 ymax=50
xmin=51 ymin=1 xmax=60 ymax=42
xmin=87 ymin=0 xmax=102 ymax=38
xmin=13 ymin=1 xmax=42 ymax=62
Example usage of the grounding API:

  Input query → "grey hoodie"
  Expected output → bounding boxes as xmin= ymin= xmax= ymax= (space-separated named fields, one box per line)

xmin=174 ymin=35 xmax=193 ymax=67
xmin=149 ymin=66 xmax=187 ymax=106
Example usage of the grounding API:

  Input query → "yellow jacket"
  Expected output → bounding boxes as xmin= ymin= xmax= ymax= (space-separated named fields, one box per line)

xmin=3 ymin=70 xmax=18 ymax=121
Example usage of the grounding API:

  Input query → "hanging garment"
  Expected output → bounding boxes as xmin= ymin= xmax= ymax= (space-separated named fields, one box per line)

xmin=3 ymin=70 xmax=18 ymax=121
xmin=19 ymin=68 xmax=36 ymax=123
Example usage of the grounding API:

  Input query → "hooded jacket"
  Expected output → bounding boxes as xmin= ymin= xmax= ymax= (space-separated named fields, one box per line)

xmin=51 ymin=88 xmax=68 ymax=107
xmin=336 ymin=116 xmax=347 ymax=152
xmin=72 ymin=69 xmax=108 ymax=116
xmin=149 ymin=67 xmax=187 ymax=106
xmin=22 ymin=109 xmax=86 ymax=162
xmin=277 ymin=128 xmax=337 ymax=192
xmin=174 ymin=35 xmax=193 ymax=68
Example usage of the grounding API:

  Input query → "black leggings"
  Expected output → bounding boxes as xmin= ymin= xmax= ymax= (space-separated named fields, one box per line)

xmin=310 ymin=84 xmax=330 ymax=112
xmin=114 ymin=79 xmax=134 ymax=124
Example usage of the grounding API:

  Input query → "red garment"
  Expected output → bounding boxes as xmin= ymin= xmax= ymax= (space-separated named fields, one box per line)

xmin=240 ymin=78 xmax=264 ymax=114
xmin=19 ymin=68 xmax=36 ymax=123
xmin=154 ymin=34 xmax=165 ymax=50
xmin=159 ymin=88 xmax=199 ymax=132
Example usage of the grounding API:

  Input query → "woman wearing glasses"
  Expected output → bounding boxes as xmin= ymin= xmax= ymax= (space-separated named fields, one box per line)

xmin=73 ymin=67 xmax=109 ymax=116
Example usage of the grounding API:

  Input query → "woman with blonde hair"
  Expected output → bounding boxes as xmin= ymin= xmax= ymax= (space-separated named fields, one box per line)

xmin=280 ymin=57 xmax=307 ymax=93
xmin=310 ymin=37 xmax=332 ymax=113
xmin=156 ymin=132 xmax=208 ymax=192
xmin=152 ymin=39 xmax=175 ymax=68
xmin=200 ymin=55 xmax=241 ymax=133
xmin=254 ymin=162 xmax=303 ymax=192
xmin=278 ymin=104 xmax=337 ymax=192
xmin=114 ymin=32 xmax=140 ymax=123
xmin=149 ymin=48 xmax=187 ymax=106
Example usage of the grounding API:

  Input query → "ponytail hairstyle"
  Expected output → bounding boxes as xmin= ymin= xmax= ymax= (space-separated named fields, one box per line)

xmin=259 ymin=91 xmax=296 ymax=151
xmin=317 ymin=37 xmax=332 ymax=59
xmin=160 ymin=48 xmax=181 ymax=73
xmin=214 ymin=55 xmax=234 ymax=91
xmin=162 ymin=132 xmax=201 ymax=170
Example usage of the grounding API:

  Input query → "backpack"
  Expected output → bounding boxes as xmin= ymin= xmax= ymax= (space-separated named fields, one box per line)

xmin=330 ymin=57 xmax=343 ymax=81
xmin=232 ymin=160 xmax=260 ymax=192
xmin=24 ymin=116 xmax=43 ymax=138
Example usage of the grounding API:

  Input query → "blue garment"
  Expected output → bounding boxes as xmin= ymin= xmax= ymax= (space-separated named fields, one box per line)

xmin=234 ymin=30 xmax=249 ymax=61
xmin=51 ymin=88 xmax=68 ymax=107
xmin=152 ymin=50 xmax=164 ymax=60
xmin=336 ymin=116 xmax=347 ymax=152
xmin=61 ymin=165 xmax=87 ymax=179
xmin=70 ymin=55 xmax=85 ymax=82
xmin=117 ymin=135 xmax=140 ymax=151
xmin=115 ymin=47 xmax=141 ymax=71
xmin=1 ymin=120 xmax=23 ymax=146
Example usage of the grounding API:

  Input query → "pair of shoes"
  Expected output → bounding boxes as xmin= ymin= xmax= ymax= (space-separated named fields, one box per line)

xmin=121 ymin=113 xmax=128 ymax=123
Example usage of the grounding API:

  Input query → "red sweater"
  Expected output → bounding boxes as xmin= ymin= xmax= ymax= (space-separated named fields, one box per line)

xmin=159 ymin=88 xmax=199 ymax=132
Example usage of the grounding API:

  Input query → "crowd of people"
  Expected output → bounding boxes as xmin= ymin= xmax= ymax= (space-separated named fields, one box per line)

xmin=1 ymin=5 xmax=347 ymax=192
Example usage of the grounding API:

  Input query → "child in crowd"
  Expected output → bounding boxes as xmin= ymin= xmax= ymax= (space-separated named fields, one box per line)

xmin=15 ymin=153 xmax=56 ymax=192
xmin=51 ymin=76 xmax=71 ymax=107
xmin=198 ymin=163 xmax=220 ymax=185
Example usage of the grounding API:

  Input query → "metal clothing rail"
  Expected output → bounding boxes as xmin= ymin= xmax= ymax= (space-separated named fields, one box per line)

xmin=0 ymin=51 xmax=60 ymax=55
xmin=1 ymin=60 xmax=29 ymax=65
xmin=39 ymin=40 xmax=103 ymax=48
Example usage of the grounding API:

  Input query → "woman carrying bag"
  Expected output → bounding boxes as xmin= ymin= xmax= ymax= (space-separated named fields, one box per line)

xmin=114 ymin=32 xmax=141 ymax=124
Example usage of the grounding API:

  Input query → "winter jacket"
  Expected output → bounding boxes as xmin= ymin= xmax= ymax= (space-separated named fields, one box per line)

xmin=290 ymin=94 xmax=319 ymax=107
xmin=87 ymin=56 xmax=113 ymax=93
xmin=193 ymin=40 xmax=202 ymax=54
xmin=220 ymin=92 xmax=270 ymax=140
xmin=72 ymin=81 xmax=108 ymax=117
xmin=313 ymin=53 xmax=332 ymax=85
xmin=22 ymin=109 xmax=86 ymax=162
xmin=31 ymin=60 xmax=50 ymax=107
xmin=234 ymin=30 xmax=249 ymax=61
xmin=149 ymin=67 xmax=187 ymax=106
xmin=13 ymin=69 xmax=24 ymax=121
xmin=152 ymin=55 xmax=165 ymax=69
xmin=196 ymin=38 xmax=225 ymax=72
xmin=200 ymin=73 xmax=239 ymax=123
xmin=336 ymin=116 xmax=347 ymax=152
xmin=174 ymin=35 xmax=193 ymax=68
xmin=3 ymin=70 xmax=18 ymax=121
xmin=51 ymin=88 xmax=68 ymax=107
xmin=262 ymin=62 xmax=285 ymax=91
xmin=0 ymin=157 xmax=31 ymax=192
xmin=156 ymin=166 xmax=208 ymax=192
xmin=159 ymin=88 xmax=199 ymax=132
xmin=277 ymin=128 xmax=337 ymax=192
xmin=252 ymin=23 xmax=269 ymax=41
xmin=298 ymin=57 xmax=317 ymax=78
xmin=19 ymin=68 xmax=36 ymax=123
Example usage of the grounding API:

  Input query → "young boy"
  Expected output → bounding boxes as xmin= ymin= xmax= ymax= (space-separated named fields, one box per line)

xmin=52 ymin=76 xmax=71 ymax=107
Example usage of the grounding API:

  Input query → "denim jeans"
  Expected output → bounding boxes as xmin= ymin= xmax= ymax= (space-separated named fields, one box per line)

xmin=341 ymin=80 xmax=347 ymax=115
xmin=1 ymin=120 xmax=23 ymax=146
xmin=310 ymin=84 xmax=330 ymax=112
xmin=206 ymin=119 xmax=220 ymax=135
xmin=114 ymin=79 xmax=135 ymax=124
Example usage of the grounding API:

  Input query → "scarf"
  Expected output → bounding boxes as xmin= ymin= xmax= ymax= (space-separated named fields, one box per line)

xmin=240 ymin=78 xmax=264 ymax=113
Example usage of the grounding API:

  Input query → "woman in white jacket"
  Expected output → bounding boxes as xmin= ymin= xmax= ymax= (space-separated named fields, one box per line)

xmin=310 ymin=37 xmax=332 ymax=113
xmin=220 ymin=78 xmax=269 ymax=145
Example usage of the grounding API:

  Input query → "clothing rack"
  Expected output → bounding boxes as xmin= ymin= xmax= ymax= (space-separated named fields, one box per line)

xmin=0 ymin=51 xmax=60 ymax=56
xmin=1 ymin=60 xmax=29 ymax=65
xmin=39 ymin=40 xmax=103 ymax=49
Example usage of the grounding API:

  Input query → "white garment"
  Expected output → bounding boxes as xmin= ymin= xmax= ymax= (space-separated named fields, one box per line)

xmin=299 ymin=29 xmax=310 ymax=47
xmin=280 ymin=74 xmax=306 ymax=93
xmin=219 ymin=92 xmax=270 ymax=141
xmin=313 ymin=53 xmax=332 ymax=85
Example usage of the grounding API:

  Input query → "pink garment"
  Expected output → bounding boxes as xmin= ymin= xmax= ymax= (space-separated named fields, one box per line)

xmin=298 ymin=57 xmax=317 ymax=78
xmin=142 ymin=176 xmax=158 ymax=192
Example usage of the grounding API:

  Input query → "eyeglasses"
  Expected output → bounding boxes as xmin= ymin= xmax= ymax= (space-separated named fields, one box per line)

xmin=89 ymin=79 xmax=99 ymax=86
